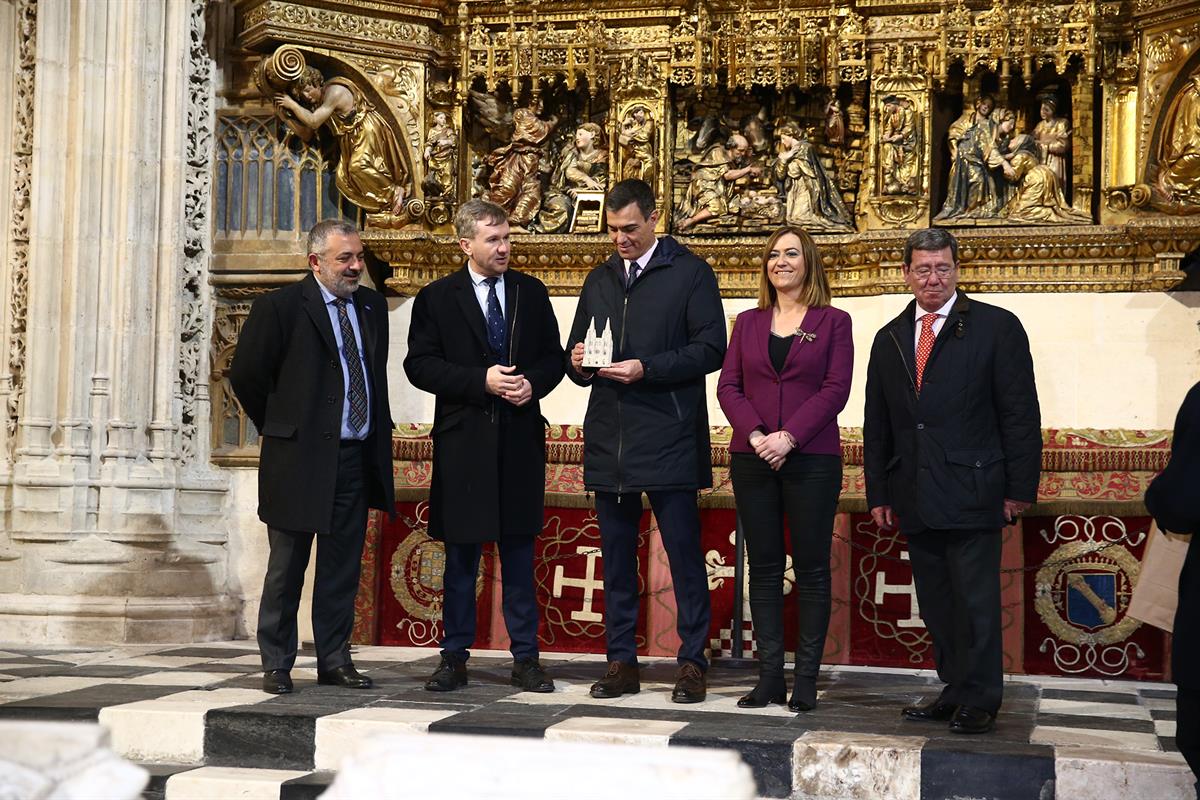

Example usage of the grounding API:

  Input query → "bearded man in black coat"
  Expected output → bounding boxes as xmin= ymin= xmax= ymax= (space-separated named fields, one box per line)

xmin=404 ymin=199 xmax=564 ymax=693
xmin=231 ymin=219 xmax=395 ymax=695
xmin=864 ymin=227 xmax=1041 ymax=734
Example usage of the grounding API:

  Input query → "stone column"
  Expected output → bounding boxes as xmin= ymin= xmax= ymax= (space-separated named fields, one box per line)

xmin=0 ymin=0 xmax=234 ymax=643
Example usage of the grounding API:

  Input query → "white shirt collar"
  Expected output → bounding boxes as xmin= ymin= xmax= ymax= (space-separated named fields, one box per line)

xmin=914 ymin=290 xmax=958 ymax=322
xmin=627 ymin=238 xmax=659 ymax=270
xmin=467 ymin=263 xmax=503 ymax=287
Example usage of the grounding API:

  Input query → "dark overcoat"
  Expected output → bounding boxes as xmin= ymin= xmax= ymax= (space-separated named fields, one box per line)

xmin=863 ymin=292 xmax=1042 ymax=534
xmin=564 ymin=235 xmax=726 ymax=494
xmin=1144 ymin=381 xmax=1200 ymax=689
xmin=229 ymin=272 xmax=395 ymax=534
xmin=403 ymin=267 xmax=564 ymax=544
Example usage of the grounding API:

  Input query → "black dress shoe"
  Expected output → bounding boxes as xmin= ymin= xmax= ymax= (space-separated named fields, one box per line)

xmin=737 ymin=678 xmax=786 ymax=708
xmin=949 ymin=705 xmax=996 ymax=734
xmin=425 ymin=656 xmax=468 ymax=692
xmin=671 ymin=663 xmax=706 ymax=704
xmin=262 ymin=669 xmax=292 ymax=695
xmin=317 ymin=664 xmax=373 ymax=689
xmin=788 ymin=675 xmax=818 ymax=712
xmin=901 ymin=698 xmax=958 ymax=722
xmin=590 ymin=661 xmax=640 ymax=698
xmin=511 ymin=659 xmax=555 ymax=693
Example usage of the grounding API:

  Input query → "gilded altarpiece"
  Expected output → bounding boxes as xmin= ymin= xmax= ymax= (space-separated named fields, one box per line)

xmin=217 ymin=0 xmax=1200 ymax=679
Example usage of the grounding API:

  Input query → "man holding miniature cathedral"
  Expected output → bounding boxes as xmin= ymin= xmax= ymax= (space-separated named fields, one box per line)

xmin=565 ymin=179 xmax=726 ymax=703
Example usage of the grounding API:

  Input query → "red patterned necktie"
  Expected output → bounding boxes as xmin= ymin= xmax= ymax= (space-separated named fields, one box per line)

xmin=915 ymin=313 xmax=937 ymax=391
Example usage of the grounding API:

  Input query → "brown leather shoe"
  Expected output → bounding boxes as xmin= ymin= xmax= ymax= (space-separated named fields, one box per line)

xmin=671 ymin=662 xmax=706 ymax=704
xmin=589 ymin=661 xmax=640 ymax=698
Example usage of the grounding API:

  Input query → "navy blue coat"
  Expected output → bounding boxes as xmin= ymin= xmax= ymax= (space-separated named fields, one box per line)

xmin=566 ymin=236 xmax=726 ymax=494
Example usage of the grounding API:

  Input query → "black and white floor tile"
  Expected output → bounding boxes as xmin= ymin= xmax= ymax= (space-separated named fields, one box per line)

xmin=0 ymin=643 xmax=1194 ymax=800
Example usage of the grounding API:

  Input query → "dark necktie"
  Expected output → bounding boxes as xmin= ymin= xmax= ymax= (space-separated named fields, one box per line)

xmin=483 ymin=276 xmax=506 ymax=362
xmin=626 ymin=260 xmax=641 ymax=289
xmin=334 ymin=298 xmax=368 ymax=433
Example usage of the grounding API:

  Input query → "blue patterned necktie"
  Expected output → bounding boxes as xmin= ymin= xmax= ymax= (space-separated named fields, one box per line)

xmin=626 ymin=260 xmax=641 ymax=289
xmin=483 ymin=276 xmax=506 ymax=362
xmin=333 ymin=298 xmax=368 ymax=433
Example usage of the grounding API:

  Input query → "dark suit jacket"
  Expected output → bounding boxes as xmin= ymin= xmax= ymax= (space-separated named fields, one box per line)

xmin=229 ymin=273 xmax=395 ymax=534
xmin=403 ymin=267 xmax=564 ymax=544
xmin=863 ymin=292 xmax=1041 ymax=533
xmin=717 ymin=304 xmax=853 ymax=456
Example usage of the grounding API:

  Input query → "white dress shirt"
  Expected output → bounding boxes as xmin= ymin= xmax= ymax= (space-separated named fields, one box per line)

xmin=912 ymin=290 xmax=958 ymax=351
xmin=625 ymin=238 xmax=659 ymax=284
xmin=467 ymin=264 xmax=505 ymax=321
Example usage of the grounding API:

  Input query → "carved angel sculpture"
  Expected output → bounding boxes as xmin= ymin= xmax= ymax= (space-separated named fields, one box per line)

xmin=274 ymin=65 xmax=410 ymax=215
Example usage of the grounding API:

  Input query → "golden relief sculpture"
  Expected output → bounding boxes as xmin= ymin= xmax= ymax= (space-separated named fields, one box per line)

xmin=258 ymin=46 xmax=412 ymax=218
xmin=619 ymin=106 xmax=657 ymax=188
xmin=482 ymin=98 xmax=559 ymax=232
xmin=537 ymin=123 xmax=608 ymax=234
xmin=422 ymin=110 xmax=458 ymax=204
xmin=224 ymin=0 xmax=1199 ymax=297
xmin=879 ymin=95 xmax=919 ymax=196
xmin=1154 ymin=74 xmax=1200 ymax=208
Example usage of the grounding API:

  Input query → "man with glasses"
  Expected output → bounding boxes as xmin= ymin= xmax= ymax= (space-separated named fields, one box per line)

xmin=863 ymin=228 xmax=1041 ymax=734
xmin=231 ymin=219 xmax=394 ymax=695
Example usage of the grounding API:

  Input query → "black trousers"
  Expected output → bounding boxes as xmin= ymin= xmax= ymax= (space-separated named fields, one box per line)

xmin=258 ymin=440 xmax=368 ymax=672
xmin=730 ymin=452 xmax=842 ymax=677
xmin=1178 ymin=688 xmax=1200 ymax=783
xmin=905 ymin=527 xmax=1004 ymax=713
xmin=440 ymin=537 xmax=540 ymax=663
xmin=595 ymin=489 xmax=712 ymax=669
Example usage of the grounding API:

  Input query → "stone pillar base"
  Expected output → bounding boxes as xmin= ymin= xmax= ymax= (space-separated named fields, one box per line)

xmin=0 ymin=593 xmax=238 ymax=644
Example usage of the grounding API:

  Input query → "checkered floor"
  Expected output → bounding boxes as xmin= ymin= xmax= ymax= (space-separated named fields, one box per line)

xmin=0 ymin=642 xmax=1193 ymax=800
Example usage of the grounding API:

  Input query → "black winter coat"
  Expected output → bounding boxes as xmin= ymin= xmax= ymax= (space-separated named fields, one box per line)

xmin=404 ymin=267 xmax=564 ymax=543
xmin=566 ymin=236 xmax=726 ymax=493
xmin=863 ymin=292 xmax=1042 ymax=533
xmin=230 ymin=273 xmax=395 ymax=534
xmin=1144 ymin=381 xmax=1200 ymax=689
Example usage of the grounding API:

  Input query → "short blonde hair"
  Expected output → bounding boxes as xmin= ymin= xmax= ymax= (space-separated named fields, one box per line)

xmin=756 ymin=226 xmax=832 ymax=310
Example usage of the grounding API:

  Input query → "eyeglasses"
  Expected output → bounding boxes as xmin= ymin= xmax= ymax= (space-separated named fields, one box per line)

xmin=909 ymin=265 xmax=955 ymax=280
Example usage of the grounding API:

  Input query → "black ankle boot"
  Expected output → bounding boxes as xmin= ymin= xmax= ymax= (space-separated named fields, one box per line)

xmin=738 ymin=675 xmax=787 ymax=708
xmin=743 ymin=598 xmax=786 ymax=711
xmin=790 ymin=592 xmax=831 ymax=712
xmin=788 ymin=674 xmax=817 ymax=711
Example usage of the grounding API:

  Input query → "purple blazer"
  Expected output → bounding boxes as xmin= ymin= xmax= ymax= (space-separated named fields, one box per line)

xmin=717 ymin=304 xmax=853 ymax=456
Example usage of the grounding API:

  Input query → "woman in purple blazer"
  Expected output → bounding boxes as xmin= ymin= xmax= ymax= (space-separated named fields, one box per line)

xmin=717 ymin=225 xmax=853 ymax=712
